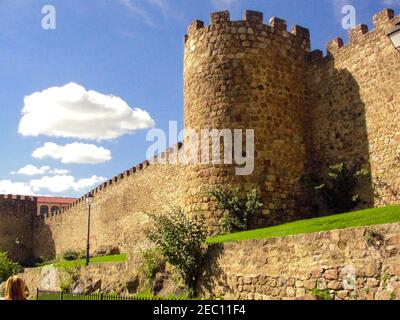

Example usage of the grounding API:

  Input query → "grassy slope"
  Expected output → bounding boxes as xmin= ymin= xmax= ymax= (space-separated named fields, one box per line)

xmin=53 ymin=254 xmax=127 ymax=268
xmin=207 ymin=205 xmax=400 ymax=244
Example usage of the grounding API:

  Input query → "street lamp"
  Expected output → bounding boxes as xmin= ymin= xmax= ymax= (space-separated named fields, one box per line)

xmin=388 ymin=22 xmax=400 ymax=51
xmin=85 ymin=193 xmax=94 ymax=266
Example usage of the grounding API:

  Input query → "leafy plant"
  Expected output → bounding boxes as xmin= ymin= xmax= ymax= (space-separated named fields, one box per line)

xmin=60 ymin=263 xmax=81 ymax=293
xmin=62 ymin=250 xmax=80 ymax=261
xmin=139 ymin=248 xmax=165 ymax=287
xmin=0 ymin=251 xmax=21 ymax=282
xmin=311 ymin=287 xmax=333 ymax=301
xmin=314 ymin=163 xmax=369 ymax=213
xmin=210 ymin=188 xmax=263 ymax=233
xmin=145 ymin=208 xmax=207 ymax=297
xmin=364 ymin=228 xmax=385 ymax=247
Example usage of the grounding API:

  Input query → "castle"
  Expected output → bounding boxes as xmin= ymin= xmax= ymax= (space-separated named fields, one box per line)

xmin=1 ymin=9 xmax=399 ymax=264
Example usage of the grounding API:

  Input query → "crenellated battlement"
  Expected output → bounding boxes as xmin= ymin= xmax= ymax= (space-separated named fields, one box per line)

xmin=184 ymin=10 xmax=311 ymax=51
xmin=186 ymin=8 xmax=398 ymax=61
xmin=2 ymin=8 xmax=399 ymax=263
xmin=325 ymin=8 xmax=398 ymax=57
xmin=43 ymin=142 xmax=185 ymax=220
xmin=0 ymin=194 xmax=38 ymax=202
xmin=0 ymin=194 xmax=38 ymax=215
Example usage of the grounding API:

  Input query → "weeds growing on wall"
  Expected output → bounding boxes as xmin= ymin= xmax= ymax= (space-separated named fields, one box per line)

xmin=314 ymin=163 xmax=369 ymax=213
xmin=59 ymin=263 xmax=81 ymax=293
xmin=0 ymin=251 xmax=21 ymax=283
xmin=139 ymin=248 xmax=165 ymax=290
xmin=210 ymin=188 xmax=263 ymax=233
xmin=145 ymin=208 xmax=207 ymax=297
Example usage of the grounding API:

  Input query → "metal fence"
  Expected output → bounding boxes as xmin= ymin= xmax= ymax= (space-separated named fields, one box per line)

xmin=36 ymin=289 xmax=172 ymax=301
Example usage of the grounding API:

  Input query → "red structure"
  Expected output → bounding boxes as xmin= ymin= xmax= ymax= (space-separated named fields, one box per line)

xmin=37 ymin=196 xmax=76 ymax=216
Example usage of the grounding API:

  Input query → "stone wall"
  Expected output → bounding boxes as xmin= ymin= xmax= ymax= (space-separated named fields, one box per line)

xmin=199 ymin=223 xmax=400 ymax=300
xmin=15 ymin=223 xmax=400 ymax=300
xmin=1 ymin=8 xmax=399 ymax=262
xmin=0 ymin=195 xmax=36 ymax=263
xmin=308 ymin=9 xmax=400 ymax=208
xmin=184 ymin=10 xmax=314 ymax=234
xmin=20 ymin=261 xmax=140 ymax=297
xmin=33 ymin=147 xmax=186 ymax=259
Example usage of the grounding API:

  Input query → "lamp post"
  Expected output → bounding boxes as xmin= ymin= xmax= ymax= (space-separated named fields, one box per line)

xmin=15 ymin=238 xmax=22 ymax=246
xmin=388 ymin=22 xmax=400 ymax=51
xmin=85 ymin=193 xmax=94 ymax=266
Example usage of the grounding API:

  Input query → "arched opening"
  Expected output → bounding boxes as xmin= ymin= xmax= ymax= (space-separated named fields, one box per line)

xmin=40 ymin=205 xmax=49 ymax=216
xmin=51 ymin=206 xmax=60 ymax=214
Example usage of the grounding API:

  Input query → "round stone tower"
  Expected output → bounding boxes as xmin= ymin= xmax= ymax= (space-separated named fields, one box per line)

xmin=183 ymin=10 xmax=313 ymax=234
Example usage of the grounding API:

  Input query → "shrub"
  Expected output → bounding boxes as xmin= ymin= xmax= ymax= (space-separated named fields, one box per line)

xmin=145 ymin=208 xmax=207 ymax=297
xmin=210 ymin=188 xmax=263 ymax=233
xmin=34 ymin=256 xmax=58 ymax=267
xmin=314 ymin=163 xmax=369 ymax=213
xmin=0 ymin=251 xmax=21 ymax=283
xmin=311 ymin=287 xmax=333 ymax=301
xmin=60 ymin=263 xmax=81 ymax=293
xmin=62 ymin=250 xmax=80 ymax=261
xmin=139 ymin=248 xmax=165 ymax=287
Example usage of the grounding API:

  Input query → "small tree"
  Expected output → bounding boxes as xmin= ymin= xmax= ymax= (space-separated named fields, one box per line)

xmin=210 ymin=188 xmax=263 ymax=233
xmin=315 ymin=163 xmax=369 ymax=213
xmin=145 ymin=208 xmax=207 ymax=296
xmin=0 ymin=251 xmax=21 ymax=283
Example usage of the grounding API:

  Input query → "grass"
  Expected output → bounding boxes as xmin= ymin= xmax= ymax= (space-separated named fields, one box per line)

xmin=207 ymin=205 xmax=400 ymax=244
xmin=49 ymin=254 xmax=127 ymax=268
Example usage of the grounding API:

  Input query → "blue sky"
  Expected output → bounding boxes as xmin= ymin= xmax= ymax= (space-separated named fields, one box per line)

xmin=0 ymin=0 xmax=398 ymax=197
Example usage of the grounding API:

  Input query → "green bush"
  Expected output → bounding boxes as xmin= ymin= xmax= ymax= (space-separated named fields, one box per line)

xmin=145 ymin=208 xmax=207 ymax=297
xmin=62 ymin=250 xmax=80 ymax=261
xmin=60 ymin=263 xmax=81 ymax=293
xmin=311 ymin=288 xmax=333 ymax=301
xmin=210 ymin=188 xmax=263 ymax=233
xmin=0 ymin=251 xmax=21 ymax=283
xmin=139 ymin=248 xmax=165 ymax=286
xmin=314 ymin=163 xmax=369 ymax=213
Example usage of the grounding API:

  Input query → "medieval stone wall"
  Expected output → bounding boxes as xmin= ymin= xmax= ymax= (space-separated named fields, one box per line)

xmin=1 ymin=8 xmax=399 ymax=262
xmin=0 ymin=195 xmax=36 ymax=263
xmin=14 ymin=223 xmax=400 ymax=300
xmin=33 ymin=147 xmax=186 ymax=259
xmin=199 ymin=223 xmax=400 ymax=300
xmin=184 ymin=10 xmax=314 ymax=234
xmin=308 ymin=9 xmax=400 ymax=208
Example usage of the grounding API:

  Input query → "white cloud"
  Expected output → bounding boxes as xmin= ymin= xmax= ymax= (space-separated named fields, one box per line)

xmin=32 ymin=142 xmax=112 ymax=164
xmin=0 ymin=175 xmax=107 ymax=195
xmin=19 ymin=82 xmax=155 ymax=141
xmin=0 ymin=180 xmax=37 ymax=196
xmin=30 ymin=175 xmax=107 ymax=193
xmin=50 ymin=168 xmax=70 ymax=175
xmin=11 ymin=164 xmax=70 ymax=176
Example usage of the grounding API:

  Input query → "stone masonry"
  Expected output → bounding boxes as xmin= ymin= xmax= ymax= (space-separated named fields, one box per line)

xmin=0 ymin=8 xmax=399 ymax=260
xmin=199 ymin=223 xmax=400 ymax=300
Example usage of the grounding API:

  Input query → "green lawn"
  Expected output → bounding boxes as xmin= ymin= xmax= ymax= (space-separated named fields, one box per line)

xmin=207 ymin=205 xmax=400 ymax=244
xmin=52 ymin=254 xmax=127 ymax=268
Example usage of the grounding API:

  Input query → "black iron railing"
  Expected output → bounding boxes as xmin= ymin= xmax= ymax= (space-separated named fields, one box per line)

xmin=36 ymin=289 xmax=173 ymax=301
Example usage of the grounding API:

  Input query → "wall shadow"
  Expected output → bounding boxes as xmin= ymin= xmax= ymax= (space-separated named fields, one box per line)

xmin=305 ymin=58 xmax=375 ymax=216
xmin=28 ymin=215 xmax=57 ymax=266
xmin=197 ymin=244 xmax=233 ymax=298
